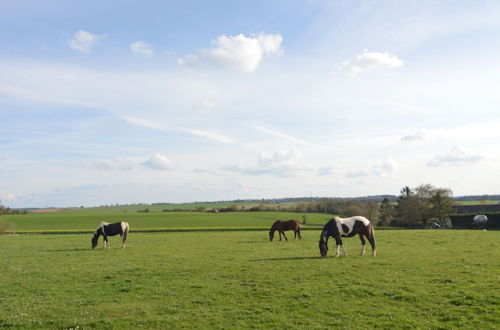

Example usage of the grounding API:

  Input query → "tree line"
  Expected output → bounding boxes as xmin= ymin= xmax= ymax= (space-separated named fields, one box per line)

xmin=214 ymin=183 xmax=454 ymax=227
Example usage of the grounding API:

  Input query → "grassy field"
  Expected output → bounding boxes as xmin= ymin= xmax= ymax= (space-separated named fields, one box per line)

xmin=1 ymin=211 xmax=331 ymax=232
xmin=1 ymin=227 xmax=499 ymax=329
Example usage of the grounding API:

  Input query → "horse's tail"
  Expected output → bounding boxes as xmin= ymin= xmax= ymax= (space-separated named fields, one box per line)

xmin=367 ymin=223 xmax=376 ymax=256
xmin=121 ymin=222 xmax=129 ymax=249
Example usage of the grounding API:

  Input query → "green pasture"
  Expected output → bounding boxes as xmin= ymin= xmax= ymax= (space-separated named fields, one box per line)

xmin=1 ymin=229 xmax=499 ymax=329
xmin=1 ymin=211 xmax=331 ymax=232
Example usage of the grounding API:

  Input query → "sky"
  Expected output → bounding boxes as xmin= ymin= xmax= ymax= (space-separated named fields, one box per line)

xmin=2 ymin=0 xmax=500 ymax=208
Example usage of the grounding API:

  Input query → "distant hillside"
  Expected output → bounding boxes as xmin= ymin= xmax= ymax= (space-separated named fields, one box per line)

xmin=453 ymin=195 xmax=500 ymax=202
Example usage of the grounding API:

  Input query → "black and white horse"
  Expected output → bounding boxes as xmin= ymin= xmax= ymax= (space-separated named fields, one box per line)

xmin=318 ymin=216 xmax=376 ymax=257
xmin=91 ymin=221 xmax=129 ymax=249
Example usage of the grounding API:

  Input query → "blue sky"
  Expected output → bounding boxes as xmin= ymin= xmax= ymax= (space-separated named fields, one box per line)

xmin=2 ymin=0 xmax=500 ymax=207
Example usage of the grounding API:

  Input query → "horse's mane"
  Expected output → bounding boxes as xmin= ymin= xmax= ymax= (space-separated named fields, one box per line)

xmin=100 ymin=221 xmax=110 ymax=226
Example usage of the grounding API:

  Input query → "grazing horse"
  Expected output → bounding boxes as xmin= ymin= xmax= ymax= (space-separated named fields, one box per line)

xmin=318 ymin=216 xmax=376 ymax=257
xmin=91 ymin=221 xmax=129 ymax=249
xmin=269 ymin=220 xmax=302 ymax=241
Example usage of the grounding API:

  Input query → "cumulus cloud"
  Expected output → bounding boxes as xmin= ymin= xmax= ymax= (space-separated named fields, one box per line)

xmin=130 ymin=40 xmax=154 ymax=56
xmin=346 ymin=160 xmax=398 ymax=178
xmin=178 ymin=33 xmax=283 ymax=72
xmin=258 ymin=148 xmax=302 ymax=167
xmin=336 ymin=50 xmax=403 ymax=75
xmin=141 ymin=153 xmax=174 ymax=170
xmin=427 ymin=146 xmax=483 ymax=167
xmin=223 ymin=148 xmax=308 ymax=177
xmin=0 ymin=193 xmax=17 ymax=201
xmin=401 ymin=129 xmax=429 ymax=142
xmin=68 ymin=30 xmax=100 ymax=53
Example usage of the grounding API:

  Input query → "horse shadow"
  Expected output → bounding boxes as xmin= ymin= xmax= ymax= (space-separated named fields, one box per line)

xmin=44 ymin=248 xmax=90 ymax=252
xmin=250 ymin=256 xmax=322 ymax=262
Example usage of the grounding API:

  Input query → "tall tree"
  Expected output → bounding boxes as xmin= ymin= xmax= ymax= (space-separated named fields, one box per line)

xmin=396 ymin=186 xmax=421 ymax=226
xmin=430 ymin=188 xmax=454 ymax=223
xmin=415 ymin=183 xmax=436 ymax=225
xmin=379 ymin=197 xmax=394 ymax=226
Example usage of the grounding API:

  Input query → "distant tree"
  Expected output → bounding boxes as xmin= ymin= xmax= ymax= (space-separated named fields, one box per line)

xmin=378 ymin=198 xmax=394 ymax=226
xmin=396 ymin=186 xmax=421 ymax=226
xmin=430 ymin=188 xmax=454 ymax=223
xmin=396 ymin=184 xmax=454 ymax=227
xmin=415 ymin=184 xmax=436 ymax=225
xmin=363 ymin=201 xmax=379 ymax=222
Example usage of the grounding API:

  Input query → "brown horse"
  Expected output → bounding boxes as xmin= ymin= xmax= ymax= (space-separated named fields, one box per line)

xmin=269 ymin=220 xmax=302 ymax=241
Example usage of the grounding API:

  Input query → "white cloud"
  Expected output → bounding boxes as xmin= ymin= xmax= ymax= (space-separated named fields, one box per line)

xmin=178 ymin=33 xmax=283 ymax=72
xmin=200 ymin=100 xmax=216 ymax=109
xmin=118 ymin=115 xmax=233 ymax=144
xmin=223 ymin=148 xmax=310 ymax=177
xmin=346 ymin=160 xmax=398 ymax=178
xmin=336 ymin=50 xmax=403 ymax=75
xmin=141 ymin=153 xmax=174 ymax=170
xmin=401 ymin=129 xmax=428 ymax=142
xmin=252 ymin=125 xmax=313 ymax=146
xmin=0 ymin=193 xmax=17 ymax=201
xmin=85 ymin=158 xmax=134 ymax=171
xmin=427 ymin=146 xmax=483 ymax=167
xmin=130 ymin=41 xmax=154 ymax=56
xmin=68 ymin=30 xmax=100 ymax=53
xmin=179 ymin=128 xmax=234 ymax=144
xmin=258 ymin=148 xmax=302 ymax=167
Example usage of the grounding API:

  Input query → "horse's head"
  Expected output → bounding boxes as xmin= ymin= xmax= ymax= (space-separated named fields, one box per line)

xmin=269 ymin=221 xmax=278 ymax=241
xmin=319 ymin=239 xmax=328 ymax=257
xmin=91 ymin=234 xmax=99 ymax=249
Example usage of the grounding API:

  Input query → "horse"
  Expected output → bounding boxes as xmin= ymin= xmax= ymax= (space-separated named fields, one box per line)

xmin=91 ymin=221 xmax=129 ymax=249
xmin=269 ymin=220 xmax=302 ymax=241
xmin=318 ymin=216 xmax=376 ymax=257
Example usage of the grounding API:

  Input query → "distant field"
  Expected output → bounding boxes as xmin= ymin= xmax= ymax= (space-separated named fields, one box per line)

xmin=1 ymin=211 xmax=332 ymax=231
xmin=454 ymin=200 xmax=500 ymax=206
xmin=48 ymin=201 xmax=289 ymax=213
xmin=1 ymin=230 xmax=498 ymax=328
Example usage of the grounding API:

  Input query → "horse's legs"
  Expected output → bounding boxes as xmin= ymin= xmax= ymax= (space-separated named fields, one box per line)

xmin=341 ymin=244 xmax=347 ymax=256
xmin=334 ymin=237 xmax=343 ymax=257
xmin=278 ymin=231 xmax=282 ymax=241
xmin=297 ymin=227 xmax=302 ymax=240
xmin=103 ymin=236 xmax=109 ymax=249
xmin=359 ymin=234 xmax=366 ymax=256
xmin=282 ymin=231 xmax=288 ymax=241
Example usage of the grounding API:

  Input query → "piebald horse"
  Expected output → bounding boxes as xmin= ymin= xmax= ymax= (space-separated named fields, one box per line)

xmin=319 ymin=216 xmax=376 ymax=257
xmin=269 ymin=220 xmax=302 ymax=241
xmin=91 ymin=221 xmax=129 ymax=249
